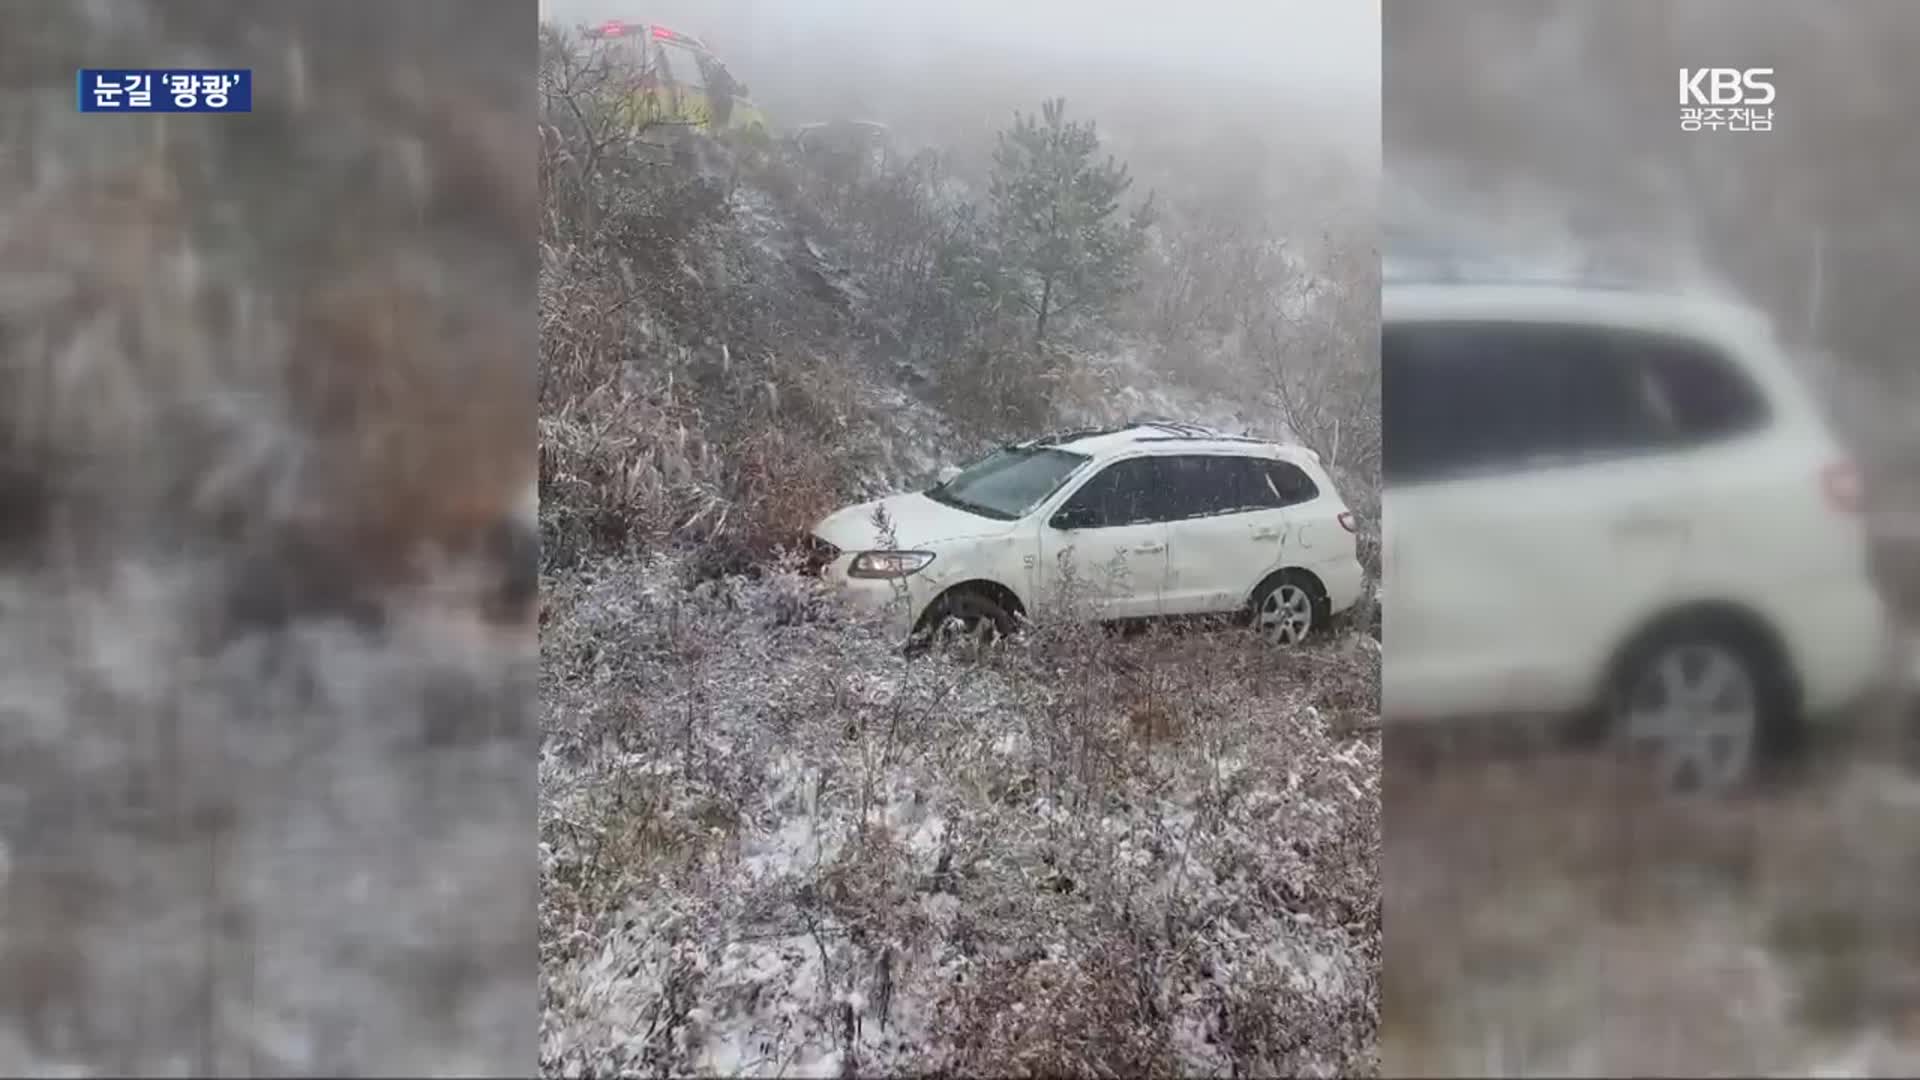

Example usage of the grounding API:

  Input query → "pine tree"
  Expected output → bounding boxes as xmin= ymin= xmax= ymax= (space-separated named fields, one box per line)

xmin=988 ymin=98 xmax=1152 ymax=347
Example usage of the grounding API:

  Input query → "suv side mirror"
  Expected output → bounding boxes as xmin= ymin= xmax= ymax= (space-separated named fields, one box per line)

xmin=936 ymin=464 xmax=962 ymax=485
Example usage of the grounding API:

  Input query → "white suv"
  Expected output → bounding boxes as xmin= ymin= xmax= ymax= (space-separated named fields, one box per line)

xmin=807 ymin=421 xmax=1367 ymax=646
xmin=1382 ymin=277 xmax=1899 ymax=791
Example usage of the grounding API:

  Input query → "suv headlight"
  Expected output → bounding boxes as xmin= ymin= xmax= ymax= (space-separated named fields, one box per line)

xmin=847 ymin=550 xmax=935 ymax=579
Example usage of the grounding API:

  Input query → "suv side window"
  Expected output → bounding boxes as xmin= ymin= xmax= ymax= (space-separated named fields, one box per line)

xmin=1154 ymin=455 xmax=1225 ymax=519
xmin=1384 ymin=321 xmax=1675 ymax=484
xmin=1054 ymin=457 xmax=1168 ymax=528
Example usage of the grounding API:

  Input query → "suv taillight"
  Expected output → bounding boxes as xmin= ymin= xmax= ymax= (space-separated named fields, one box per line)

xmin=1337 ymin=511 xmax=1356 ymax=533
xmin=1822 ymin=460 xmax=1863 ymax=514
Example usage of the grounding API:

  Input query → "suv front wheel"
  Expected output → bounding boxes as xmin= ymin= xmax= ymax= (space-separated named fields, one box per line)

xmin=911 ymin=587 xmax=1016 ymax=654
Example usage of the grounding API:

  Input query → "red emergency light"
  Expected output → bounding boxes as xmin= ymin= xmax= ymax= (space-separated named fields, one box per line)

xmin=589 ymin=20 xmax=687 ymax=44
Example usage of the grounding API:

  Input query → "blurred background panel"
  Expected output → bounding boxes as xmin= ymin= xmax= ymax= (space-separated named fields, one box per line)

xmin=0 ymin=1 xmax=536 ymax=1074
xmin=1384 ymin=1 xmax=1920 ymax=1074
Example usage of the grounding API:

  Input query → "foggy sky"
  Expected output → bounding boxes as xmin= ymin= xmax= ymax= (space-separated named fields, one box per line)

xmin=540 ymin=0 xmax=1378 ymax=103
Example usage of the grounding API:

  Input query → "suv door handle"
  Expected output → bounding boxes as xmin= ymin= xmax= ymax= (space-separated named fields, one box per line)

xmin=1132 ymin=543 xmax=1166 ymax=555
xmin=1251 ymin=528 xmax=1281 ymax=542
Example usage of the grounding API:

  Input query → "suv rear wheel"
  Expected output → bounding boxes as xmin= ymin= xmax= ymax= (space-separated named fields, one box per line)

xmin=1251 ymin=571 xmax=1326 ymax=647
xmin=1603 ymin=627 xmax=1792 ymax=794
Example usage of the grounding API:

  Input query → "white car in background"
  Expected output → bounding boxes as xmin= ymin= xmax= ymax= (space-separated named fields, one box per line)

xmin=1382 ymin=274 xmax=1900 ymax=792
xmin=807 ymin=421 xmax=1367 ymax=647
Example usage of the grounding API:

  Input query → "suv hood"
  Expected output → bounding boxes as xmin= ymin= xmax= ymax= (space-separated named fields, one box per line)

xmin=812 ymin=491 xmax=1016 ymax=551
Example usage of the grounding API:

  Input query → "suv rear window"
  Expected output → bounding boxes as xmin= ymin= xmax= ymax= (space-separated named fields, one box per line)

xmin=1252 ymin=459 xmax=1321 ymax=508
xmin=1630 ymin=335 xmax=1771 ymax=442
xmin=1384 ymin=321 xmax=1770 ymax=484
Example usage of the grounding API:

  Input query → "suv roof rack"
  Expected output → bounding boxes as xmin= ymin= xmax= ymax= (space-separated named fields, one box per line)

xmin=1133 ymin=433 xmax=1270 ymax=444
xmin=1019 ymin=424 xmax=1130 ymax=448
xmin=1126 ymin=416 xmax=1216 ymax=435
xmin=1016 ymin=419 xmax=1278 ymax=450
xmin=1123 ymin=417 xmax=1269 ymax=444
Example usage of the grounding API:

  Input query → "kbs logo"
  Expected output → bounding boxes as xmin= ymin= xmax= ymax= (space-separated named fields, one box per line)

xmin=1679 ymin=68 xmax=1774 ymax=105
xmin=1678 ymin=68 xmax=1774 ymax=133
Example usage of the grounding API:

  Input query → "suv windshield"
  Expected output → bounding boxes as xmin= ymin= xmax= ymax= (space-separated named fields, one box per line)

xmin=928 ymin=446 xmax=1090 ymax=521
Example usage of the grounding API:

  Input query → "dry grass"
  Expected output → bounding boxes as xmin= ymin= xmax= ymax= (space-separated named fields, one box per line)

xmin=535 ymin=79 xmax=875 ymax=576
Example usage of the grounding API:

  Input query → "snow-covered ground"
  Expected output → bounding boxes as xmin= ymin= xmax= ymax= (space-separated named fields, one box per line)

xmin=539 ymin=558 xmax=1381 ymax=1076
xmin=1385 ymin=741 xmax=1920 ymax=1076
xmin=0 ymin=564 xmax=536 ymax=1074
